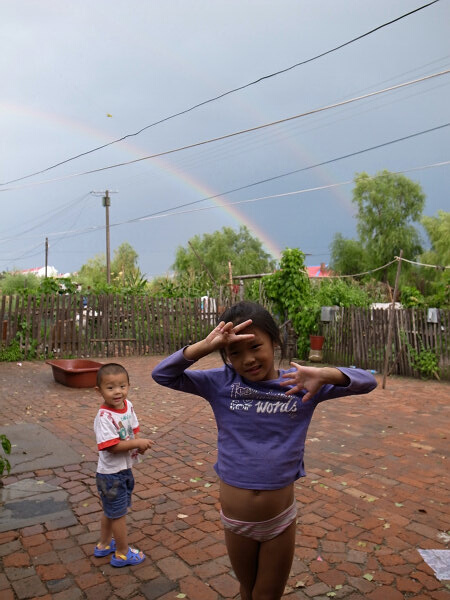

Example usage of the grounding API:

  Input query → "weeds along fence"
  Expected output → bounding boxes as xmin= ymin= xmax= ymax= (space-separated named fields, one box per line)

xmin=0 ymin=294 xmax=221 ymax=358
xmin=321 ymin=307 xmax=450 ymax=380
xmin=1 ymin=295 xmax=449 ymax=380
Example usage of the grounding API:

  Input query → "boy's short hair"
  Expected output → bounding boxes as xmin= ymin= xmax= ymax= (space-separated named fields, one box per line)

xmin=96 ymin=363 xmax=130 ymax=387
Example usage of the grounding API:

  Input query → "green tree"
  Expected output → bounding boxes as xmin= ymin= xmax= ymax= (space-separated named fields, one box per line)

xmin=329 ymin=234 xmax=367 ymax=276
xmin=111 ymin=242 xmax=139 ymax=281
xmin=172 ymin=226 xmax=276 ymax=294
xmin=330 ymin=170 xmax=425 ymax=283
xmin=0 ymin=272 xmax=40 ymax=295
xmin=419 ymin=210 xmax=450 ymax=307
xmin=77 ymin=254 xmax=107 ymax=290
xmin=314 ymin=278 xmax=372 ymax=308
xmin=263 ymin=248 xmax=316 ymax=358
xmin=421 ymin=210 xmax=450 ymax=268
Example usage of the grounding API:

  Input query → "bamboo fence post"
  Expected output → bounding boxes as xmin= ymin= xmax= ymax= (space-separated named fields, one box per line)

xmin=382 ymin=251 xmax=403 ymax=389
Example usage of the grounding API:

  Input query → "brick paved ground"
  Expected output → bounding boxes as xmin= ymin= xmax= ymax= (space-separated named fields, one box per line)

xmin=0 ymin=355 xmax=449 ymax=600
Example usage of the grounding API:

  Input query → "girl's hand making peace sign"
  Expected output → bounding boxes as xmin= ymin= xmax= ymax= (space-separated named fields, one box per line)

xmin=183 ymin=319 xmax=255 ymax=361
xmin=204 ymin=319 xmax=255 ymax=351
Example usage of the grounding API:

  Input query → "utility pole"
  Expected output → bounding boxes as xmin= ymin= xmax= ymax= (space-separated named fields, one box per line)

xmin=103 ymin=191 xmax=111 ymax=284
xmin=45 ymin=237 xmax=48 ymax=278
xmin=90 ymin=190 xmax=118 ymax=284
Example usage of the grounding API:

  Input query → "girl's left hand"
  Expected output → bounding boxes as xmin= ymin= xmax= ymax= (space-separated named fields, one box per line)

xmin=280 ymin=362 xmax=325 ymax=402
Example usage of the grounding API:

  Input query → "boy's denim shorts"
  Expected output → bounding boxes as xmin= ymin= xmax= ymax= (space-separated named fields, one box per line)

xmin=96 ymin=469 xmax=134 ymax=519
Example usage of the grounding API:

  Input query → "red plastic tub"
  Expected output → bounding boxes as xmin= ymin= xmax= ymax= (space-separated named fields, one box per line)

xmin=46 ymin=359 xmax=103 ymax=388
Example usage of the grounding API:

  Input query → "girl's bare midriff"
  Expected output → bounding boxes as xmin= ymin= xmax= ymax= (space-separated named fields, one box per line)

xmin=220 ymin=480 xmax=294 ymax=522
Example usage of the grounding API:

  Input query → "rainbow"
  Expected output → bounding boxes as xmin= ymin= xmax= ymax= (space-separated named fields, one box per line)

xmin=2 ymin=103 xmax=353 ymax=259
xmin=2 ymin=102 xmax=284 ymax=259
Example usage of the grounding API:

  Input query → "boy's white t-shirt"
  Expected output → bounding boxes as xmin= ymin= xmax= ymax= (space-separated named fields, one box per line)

xmin=94 ymin=399 xmax=140 ymax=474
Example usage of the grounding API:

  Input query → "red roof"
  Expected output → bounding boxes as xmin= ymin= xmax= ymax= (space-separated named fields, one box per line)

xmin=307 ymin=265 xmax=331 ymax=278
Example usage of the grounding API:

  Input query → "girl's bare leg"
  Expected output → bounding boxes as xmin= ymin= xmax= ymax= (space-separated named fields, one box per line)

xmin=224 ymin=529 xmax=259 ymax=600
xmin=252 ymin=520 xmax=296 ymax=599
xmin=224 ymin=520 xmax=296 ymax=600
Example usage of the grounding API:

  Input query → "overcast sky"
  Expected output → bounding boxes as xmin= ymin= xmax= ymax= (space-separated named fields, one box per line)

xmin=1 ymin=0 xmax=449 ymax=278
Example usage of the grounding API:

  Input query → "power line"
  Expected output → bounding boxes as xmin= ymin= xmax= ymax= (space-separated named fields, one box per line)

xmin=1 ymin=0 xmax=440 ymax=186
xmin=2 ymin=69 xmax=448 ymax=193
xmin=0 ymin=194 xmax=91 ymax=245
xmin=122 ymin=122 xmax=449 ymax=224
xmin=7 ymin=159 xmax=447 ymax=247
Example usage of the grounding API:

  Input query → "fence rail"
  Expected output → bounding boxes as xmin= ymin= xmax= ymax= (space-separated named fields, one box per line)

xmin=1 ymin=295 xmax=449 ymax=379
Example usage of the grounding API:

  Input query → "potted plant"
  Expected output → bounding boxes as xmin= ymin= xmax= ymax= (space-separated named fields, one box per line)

xmin=309 ymin=335 xmax=325 ymax=362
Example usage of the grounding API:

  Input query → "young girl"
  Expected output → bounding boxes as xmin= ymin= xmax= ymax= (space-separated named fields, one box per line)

xmin=152 ymin=301 xmax=377 ymax=599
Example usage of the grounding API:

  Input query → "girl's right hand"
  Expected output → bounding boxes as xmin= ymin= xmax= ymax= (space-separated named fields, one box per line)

xmin=184 ymin=319 xmax=254 ymax=361
xmin=204 ymin=319 xmax=254 ymax=351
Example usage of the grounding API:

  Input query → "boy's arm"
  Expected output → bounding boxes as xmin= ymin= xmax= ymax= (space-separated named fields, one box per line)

xmin=107 ymin=437 xmax=152 ymax=454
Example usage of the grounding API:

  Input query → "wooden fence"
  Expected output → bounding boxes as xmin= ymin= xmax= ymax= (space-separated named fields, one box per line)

xmin=1 ymin=295 xmax=448 ymax=380
xmin=321 ymin=307 xmax=449 ymax=379
xmin=0 ymin=294 xmax=221 ymax=358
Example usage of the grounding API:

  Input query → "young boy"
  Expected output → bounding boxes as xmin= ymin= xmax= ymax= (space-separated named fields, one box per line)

xmin=93 ymin=363 xmax=153 ymax=567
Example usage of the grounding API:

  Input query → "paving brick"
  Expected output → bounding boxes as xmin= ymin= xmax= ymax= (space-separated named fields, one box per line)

xmin=46 ymin=577 xmax=76 ymax=594
xmin=208 ymin=573 xmax=240 ymax=597
xmin=411 ymin=570 xmax=442 ymax=591
xmin=179 ymin=575 xmax=218 ymax=600
xmin=84 ymin=582 xmax=114 ymax=600
xmin=304 ymin=581 xmax=331 ymax=597
xmin=74 ymin=571 xmax=106 ymax=590
xmin=317 ymin=568 xmax=346 ymax=587
xmin=22 ymin=534 xmax=47 ymax=549
xmin=367 ymin=586 xmax=404 ymax=600
xmin=35 ymin=564 xmax=68 ymax=581
xmin=115 ymin=583 xmax=142 ymax=599
xmin=20 ymin=524 xmax=45 ymax=537
xmin=66 ymin=557 xmax=92 ymax=576
xmin=11 ymin=575 xmax=47 ymax=599
xmin=347 ymin=549 xmax=367 ymax=564
xmin=3 ymin=552 xmax=31 ymax=568
xmin=31 ymin=551 xmax=59 ymax=566
xmin=140 ymin=576 xmax=178 ymax=600
xmin=396 ymin=576 xmax=423 ymax=593
xmin=0 ymin=531 xmax=19 ymax=544
xmin=157 ymin=555 xmax=191 ymax=579
xmin=0 ymin=540 xmax=22 ymax=557
xmin=4 ymin=566 xmax=37 ymax=582
xmin=347 ymin=576 xmax=376 ymax=594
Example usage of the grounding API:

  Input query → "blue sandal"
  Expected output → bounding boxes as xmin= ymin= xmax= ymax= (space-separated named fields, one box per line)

xmin=110 ymin=547 xmax=145 ymax=567
xmin=94 ymin=539 xmax=116 ymax=557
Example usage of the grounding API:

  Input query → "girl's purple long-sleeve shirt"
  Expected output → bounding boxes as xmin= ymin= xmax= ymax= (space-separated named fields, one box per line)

xmin=152 ymin=349 xmax=377 ymax=490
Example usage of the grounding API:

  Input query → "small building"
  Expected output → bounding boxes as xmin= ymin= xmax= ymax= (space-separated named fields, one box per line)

xmin=307 ymin=263 xmax=331 ymax=278
xmin=19 ymin=266 xmax=59 ymax=278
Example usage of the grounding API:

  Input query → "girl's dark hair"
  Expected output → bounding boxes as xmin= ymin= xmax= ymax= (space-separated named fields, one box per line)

xmin=217 ymin=301 xmax=284 ymax=364
xmin=96 ymin=363 xmax=130 ymax=387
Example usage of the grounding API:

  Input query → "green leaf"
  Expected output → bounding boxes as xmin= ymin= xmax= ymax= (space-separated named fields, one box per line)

xmin=0 ymin=435 xmax=11 ymax=455
xmin=363 ymin=573 xmax=374 ymax=581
